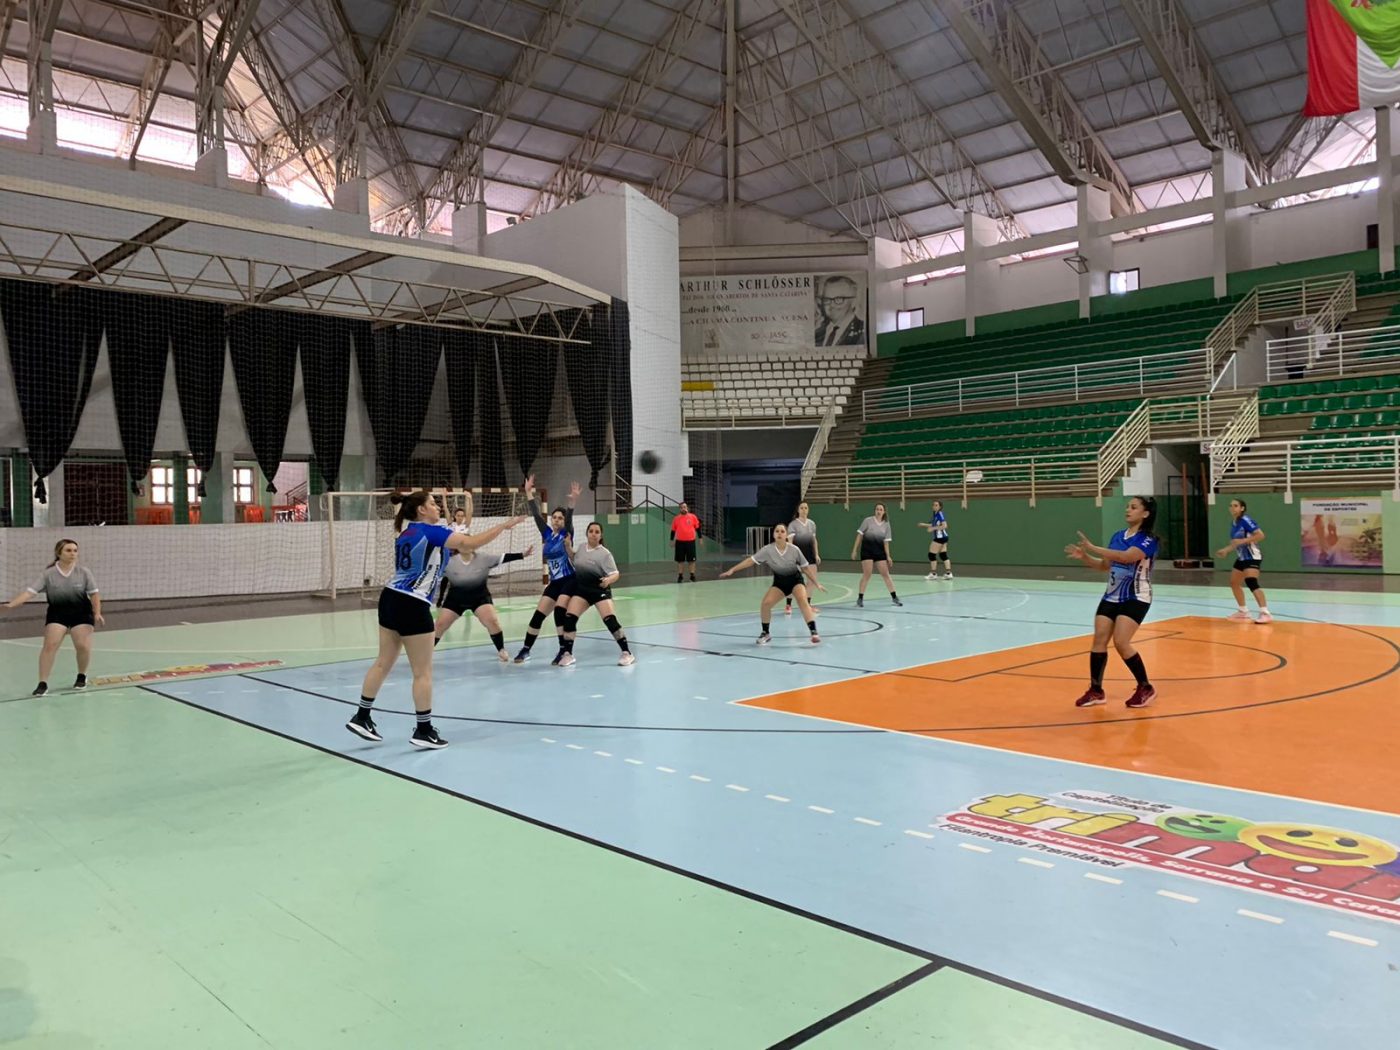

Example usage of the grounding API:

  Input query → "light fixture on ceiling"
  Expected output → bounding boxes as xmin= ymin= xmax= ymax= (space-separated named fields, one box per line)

xmin=1064 ymin=253 xmax=1090 ymax=275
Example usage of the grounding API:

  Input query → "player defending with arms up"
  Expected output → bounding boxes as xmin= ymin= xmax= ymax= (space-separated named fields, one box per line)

xmin=720 ymin=523 xmax=825 ymax=645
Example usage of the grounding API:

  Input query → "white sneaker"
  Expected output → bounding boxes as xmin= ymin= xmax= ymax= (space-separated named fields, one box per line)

xmin=757 ymin=633 xmax=772 ymax=646
xmin=1255 ymin=612 xmax=1273 ymax=624
xmin=925 ymin=572 xmax=937 ymax=581
xmin=558 ymin=652 xmax=576 ymax=667
xmin=1227 ymin=610 xmax=1252 ymax=621
xmin=944 ymin=573 xmax=954 ymax=579
xmin=496 ymin=649 xmax=510 ymax=662
xmin=618 ymin=652 xmax=636 ymax=666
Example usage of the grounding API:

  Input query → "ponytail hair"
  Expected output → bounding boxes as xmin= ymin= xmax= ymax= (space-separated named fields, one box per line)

xmin=390 ymin=489 xmax=432 ymax=533
xmin=49 ymin=539 xmax=78 ymax=568
xmin=1134 ymin=495 xmax=1158 ymax=540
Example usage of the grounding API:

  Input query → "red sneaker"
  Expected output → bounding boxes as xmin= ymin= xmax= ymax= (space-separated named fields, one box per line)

xmin=1125 ymin=684 xmax=1157 ymax=709
xmin=1074 ymin=687 xmax=1106 ymax=708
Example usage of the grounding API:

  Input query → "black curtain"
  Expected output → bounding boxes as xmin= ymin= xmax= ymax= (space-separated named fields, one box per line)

xmin=0 ymin=280 xmax=103 ymax=502
xmin=500 ymin=332 xmax=559 ymax=478
xmin=561 ymin=308 xmax=610 ymax=491
xmin=227 ymin=308 xmax=299 ymax=492
xmin=368 ymin=324 xmax=441 ymax=487
xmin=606 ymin=298 xmax=633 ymax=489
xmin=102 ymin=293 xmax=171 ymax=494
xmin=477 ymin=337 xmax=508 ymax=495
xmin=169 ymin=299 xmax=225 ymax=494
xmin=298 ymin=315 xmax=359 ymax=491
xmin=442 ymin=329 xmax=481 ymax=485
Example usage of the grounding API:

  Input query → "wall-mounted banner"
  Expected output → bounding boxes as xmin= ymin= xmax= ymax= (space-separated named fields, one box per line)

xmin=680 ymin=272 xmax=868 ymax=354
xmin=941 ymin=789 xmax=1400 ymax=925
xmin=1300 ymin=497 xmax=1383 ymax=570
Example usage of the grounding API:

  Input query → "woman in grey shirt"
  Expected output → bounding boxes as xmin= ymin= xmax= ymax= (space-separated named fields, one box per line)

xmin=720 ymin=523 xmax=825 ymax=645
xmin=556 ymin=522 xmax=636 ymax=667
xmin=435 ymin=543 xmax=534 ymax=662
xmin=850 ymin=503 xmax=901 ymax=609
xmin=4 ymin=538 xmax=103 ymax=696
xmin=784 ymin=500 xmax=822 ymax=618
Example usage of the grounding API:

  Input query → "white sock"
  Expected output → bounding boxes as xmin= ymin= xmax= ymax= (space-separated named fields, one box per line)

xmin=1259 ymin=606 xmax=1270 ymax=614
xmin=1237 ymin=605 xmax=1247 ymax=613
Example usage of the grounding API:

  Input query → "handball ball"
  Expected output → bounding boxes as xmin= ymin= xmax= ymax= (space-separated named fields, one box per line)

xmin=639 ymin=450 xmax=661 ymax=474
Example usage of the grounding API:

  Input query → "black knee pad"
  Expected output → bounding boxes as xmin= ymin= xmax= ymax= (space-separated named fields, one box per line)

xmin=553 ymin=606 xmax=568 ymax=628
xmin=603 ymin=615 xmax=623 ymax=634
xmin=528 ymin=610 xmax=547 ymax=631
xmin=938 ymin=552 xmax=949 ymax=563
xmin=562 ymin=613 xmax=580 ymax=632
xmin=1245 ymin=577 xmax=1260 ymax=592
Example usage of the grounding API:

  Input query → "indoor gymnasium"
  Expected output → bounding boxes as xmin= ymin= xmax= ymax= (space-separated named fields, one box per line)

xmin=1 ymin=1 xmax=1398 ymax=1048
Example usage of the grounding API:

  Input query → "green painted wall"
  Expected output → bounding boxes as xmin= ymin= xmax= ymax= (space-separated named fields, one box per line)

xmin=1208 ymin=491 xmax=1397 ymax=576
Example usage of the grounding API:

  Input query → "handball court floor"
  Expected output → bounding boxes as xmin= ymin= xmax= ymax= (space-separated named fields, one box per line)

xmin=2 ymin=571 xmax=1398 ymax=1049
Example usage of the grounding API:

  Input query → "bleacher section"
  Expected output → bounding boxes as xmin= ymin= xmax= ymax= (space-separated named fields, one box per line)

xmin=885 ymin=298 xmax=1237 ymax=389
xmin=855 ymin=398 xmax=1139 ymax=464
xmin=1258 ymin=374 xmax=1400 ymax=435
xmin=681 ymin=348 xmax=863 ymax=425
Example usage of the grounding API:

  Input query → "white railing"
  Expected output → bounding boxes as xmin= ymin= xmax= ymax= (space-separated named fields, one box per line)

xmin=861 ymin=348 xmax=1210 ymax=421
xmin=1094 ymin=393 xmax=1252 ymax=503
xmin=1221 ymin=433 xmax=1400 ymax=501
xmin=1096 ymin=400 xmax=1152 ymax=497
xmin=1206 ymin=394 xmax=1260 ymax=499
xmin=1206 ymin=272 xmax=1355 ymax=373
xmin=1309 ymin=273 xmax=1357 ymax=337
xmin=681 ymin=399 xmax=833 ymax=429
xmin=800 ymin=398 xmax=840 ymax=497
xmin=804 ymin=453 xmax=1099 ymax=509
xmin=1266 ymin=323 xmax=1400 ymax=382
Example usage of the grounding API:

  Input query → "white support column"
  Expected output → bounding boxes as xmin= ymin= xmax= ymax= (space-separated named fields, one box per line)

xmin=962 ymin=211 xmax=1000 ymax=337
xmin=1377 ymin=107 xmax=1397 ymax=275
xmin=1077 ymin=183 xmax=1111 ymax=318
xmin=195 ymin=146 xmax=230 ymax=189
xmin=452 ymin=201 xmax=488 ymax=255
xmin=333 ymin=178 xmax=371 ymax=217
xmin=870 ymin=236 xmax=903 ymax=343
xmin=1211 ymin=149 xmax=1249 ymax=297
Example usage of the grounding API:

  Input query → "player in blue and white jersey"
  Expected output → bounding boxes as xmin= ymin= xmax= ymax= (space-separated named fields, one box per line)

xmin=346 ymin=490 xmax=524 ymax=749
xmin=1216 ymin=498 xmax=1271 ymax=624
xmin=922 ymin=499 xmax=954 ymax=581
xmin=1065 ymin=495 xmax=1160 ymax=711
xmin=513 ymin=474 xmax=581 ymax=665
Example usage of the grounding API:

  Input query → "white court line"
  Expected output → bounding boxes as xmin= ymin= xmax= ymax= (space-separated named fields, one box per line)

xmin=904 ymin=829 xmax=934 ymax=840
xmin=1238 ymin=909 xmax=1284 ymax=925
xmin=725 ymin=784 xmax=750 ymax=792
xmin=564 ymin=744 xmax=584 ymax=750
xmin=1084 ymin=872 xmax=1123 ymax=885
xmin=1018 ymin=857 xmax=1054 ymax=869
xmin=589 ymin=694 xmax=605 ymax=699
xmin=764 ymin=794 xmax=791 ymax=803
xmin=1327 ymin=931 xmax=1378 ymax=947
xmin=1157 ymin=890 xmax=1199 ymax=904
xmin=959 ymin=843 xmax=992 ymax=854
xmin=853 ymin=817 xmax=883 ymax=826
xmin=693 ymin=695 xmax=709 ymax=700
xmin=624 ymin=758 xmax=644 ymax=765
xmin=593 ymin=751 xmax=612 ymax=758
xmin=656 ymin=766 xmax=677 ymax=774
xmin=689 ymin=774 xmax=711 ymax=782
xmin=808 ymin=805 xmax=835 ymax=814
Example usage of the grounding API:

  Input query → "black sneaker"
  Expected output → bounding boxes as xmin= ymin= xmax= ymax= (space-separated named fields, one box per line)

xmin=677 ymin=574 xmax=683 ymax=583
xmin=550 ymin=650 xmax=565 ymax=666
xmin=410 ymin=723 xmax=448 ymax=749
xmin=32 ymin=682 xmax=48 ymax=697
xmin=892 ymin=596 xmax=903 ymax=607
xmin=513 ymin=648 xmax=532 ymax=664
xmin=73 ymin=674 xmax=88 ymax=690
xmin=345 ymin=709 xmax=382 ymax=742
xmin=690 ymin=574 xmax=696 ymax=582
xmin=856 ymin=596 xmax=864 ymax=608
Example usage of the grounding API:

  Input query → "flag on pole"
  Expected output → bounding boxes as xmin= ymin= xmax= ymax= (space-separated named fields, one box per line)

xmin=1305 ymin=0 xmax=1400 ymax=116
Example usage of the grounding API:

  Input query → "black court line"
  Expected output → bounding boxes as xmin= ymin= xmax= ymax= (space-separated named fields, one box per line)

xmin=134 ymin=680 xmax=1214 ymax=1050
xmin=765 ymin=961 xmax=944 ymax=1049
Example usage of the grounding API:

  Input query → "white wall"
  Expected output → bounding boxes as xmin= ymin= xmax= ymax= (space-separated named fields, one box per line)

xmin=1248 ymin=193 xmax=1372 ymax=268
xmin=1112 ymin=225 xmax=1212 ymax=289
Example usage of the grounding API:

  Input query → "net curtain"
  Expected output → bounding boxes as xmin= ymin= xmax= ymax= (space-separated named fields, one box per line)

xmin=101 ymin=292 xmax=171 ymax=495
xmin=169 ymin=299 xmax=225 ymax=495
xmin=298 ymin=314 xmax=361 ymax=491
xmin=367 ymin=324 xmax=441 ymax=488
xmin=606 ymin=298 xmax=633 ymax=489
xmin=500 ymin=327 xmax=561 ymax=479
xmin=0 ymin=280 xmax=103 ymax=503
xmin=560 ymin=308 xmax=611 ymax=492
xmin=227 ymin=308 xmax=299 ymax=492
xmin=442 ymin=329 xmax=481 ymax=485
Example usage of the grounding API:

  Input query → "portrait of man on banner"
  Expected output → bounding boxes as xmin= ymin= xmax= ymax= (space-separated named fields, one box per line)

xmin=813 ymin=274 xmax=866 ymax=347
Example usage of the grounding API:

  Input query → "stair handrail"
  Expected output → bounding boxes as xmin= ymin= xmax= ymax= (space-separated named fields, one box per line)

xmin=1207 ymin=393 xmax=1261 ymax=498
xmin=1307 ymin=272 xmax=1357 ymax=338
xmin=1205 ymin=272 xmax=1355 ymax=374
xmin=1205 ymin=288 xmax=1258 ymax=375
xmin=1096 ymin=399 xmax=1152 ymax=498
xmin=800 ymin=397 xmax=840 ymax=497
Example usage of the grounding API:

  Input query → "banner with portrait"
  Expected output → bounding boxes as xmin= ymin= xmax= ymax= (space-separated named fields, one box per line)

xmin=1299 ymin=497 xmax=1383 ymax=570
xmin=680 ymin=272 xmax=868 ymax=354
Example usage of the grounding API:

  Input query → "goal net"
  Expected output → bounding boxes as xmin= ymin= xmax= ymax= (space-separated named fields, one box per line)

xmin=319 ymin=487 xmax=553 ymax=602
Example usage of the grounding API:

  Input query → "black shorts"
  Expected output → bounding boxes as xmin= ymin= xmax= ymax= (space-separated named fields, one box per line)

xmin=378 ymin=588 xmax=435 ymax=636
xmin=45 ymin=604 xmax=94 ymax=629
xmin=573 ymin=582 xmax=614 ymax=607
xmin=1233 ymin=559 xmax=1263 ymax=572
xmin=442 ymin=584 xmax=493 ymax=615
xmin=771 ymin=573 xmax=804 ymax=597
xmin=674 ymin=539 xmax=697 ymax=562
xmin=1094 ymin=598 xmax=1151 ymax=624
xmin=930 ymin=533 xmax=949 ymax=546
xmin=543 ymin=576 xmax=577 ymax=603
xmin=793 ymin=536 xmax=817 ymax=564
xmin=860 ymin=539 xmax=887 ymax=563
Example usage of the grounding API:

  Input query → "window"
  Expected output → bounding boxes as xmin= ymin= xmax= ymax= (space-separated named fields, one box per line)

xmin=896 ymin=308 xmax=925 ymax=330
xmin=1109 ymin=268 xmax=1140 ymax=294
xmin=186 ymin=466 xmax=202 ymax=504
xmin=150 ymin=466 xmax=175 ymax=505
xmin=234 ymin=467 xmax=255 ymax=505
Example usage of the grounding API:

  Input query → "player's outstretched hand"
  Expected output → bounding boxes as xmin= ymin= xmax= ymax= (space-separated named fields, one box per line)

xmin=505 ymin=516 xmax=526 ymax=529
xmin=568 ymin=481 xmax=582 ymax=500
xmin=1065 ymin=543 xmax=1086 ymax=561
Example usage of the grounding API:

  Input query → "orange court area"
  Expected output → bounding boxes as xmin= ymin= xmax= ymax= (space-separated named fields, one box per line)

xmin=742 ymin=616 xmax=1400 ymax=814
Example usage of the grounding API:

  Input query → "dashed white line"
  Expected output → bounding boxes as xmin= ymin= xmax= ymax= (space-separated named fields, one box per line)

xmin=959 ymin=843 xmax=992 ymax=854
xmin=1157 ymin=890 xmax=1199 ymax=904
xmin=853 ymin=817 xmax=883 ymax=827
xmin=1018 ymin=857 xmax=1054 ymax=869
xmin=589 ymin=694 xmax=605 ymax=699
xmin=1328 ymin=931 xmax=1378 ymax=947
xmin=1084 ymin=873 xmax=1123 ymax=885
xmin=808 ymin=805 xmax=835 ymax=814
xmin=564 ymin=744 xmax=584 ymax=750
xmin=1238 ymin=909 xmax=1284 ymax=925
xmin=764 ymin=794 xmax=791 ymax=803
xmin=725 ymin=784 xmax=750 ymax=792
xmin=903 ymin=829 xmax=934 ymax=840
xmin=689 ymin=774 xmax=711 ymax=782
xmin=540 ymin=737 xmax=556 ymax=744
xmin=593 ymin=751 xmax=612 ymax=758
xmin=693 ymin=695 xmax=709 ymax=700
xmin=656 ymin=766 xmax=677 ymax=774
xmin=624 ymin=758 xmax=644 ymax=765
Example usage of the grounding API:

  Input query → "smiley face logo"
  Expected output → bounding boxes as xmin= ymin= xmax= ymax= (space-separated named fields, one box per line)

xmin=1239 ymin=823 xmax=1398 ymax=868
xmin=1155 ymin=812 xmax=1253 ymax=842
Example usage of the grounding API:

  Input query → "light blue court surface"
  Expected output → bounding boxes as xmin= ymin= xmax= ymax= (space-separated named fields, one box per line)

xmin=5 ymin=574 xmax=1399 ymax=1048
